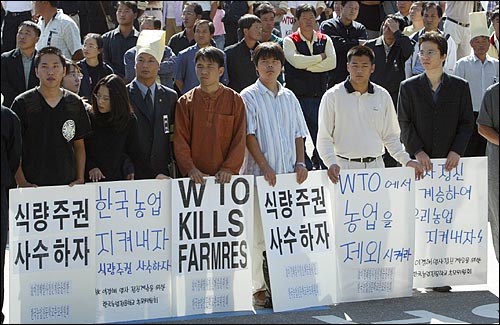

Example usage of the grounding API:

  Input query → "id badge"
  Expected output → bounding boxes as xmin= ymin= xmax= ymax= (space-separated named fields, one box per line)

xmin=163 ymin=114 xmax=169 ymax=134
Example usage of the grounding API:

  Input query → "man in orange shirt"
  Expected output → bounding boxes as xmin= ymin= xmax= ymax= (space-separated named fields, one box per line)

xmin=174 ymin=46 xmax=246 ymax=184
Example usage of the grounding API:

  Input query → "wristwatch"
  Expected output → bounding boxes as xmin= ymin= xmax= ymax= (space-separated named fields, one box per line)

xmin=295 ymin=162 xmax=306 ymax=168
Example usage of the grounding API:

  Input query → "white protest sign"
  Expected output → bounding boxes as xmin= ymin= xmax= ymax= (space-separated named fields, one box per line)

xmin=93 ymin=180 xmax=172 ymax=323
xmin=334 ymin=167 xmax=415 ymax=303
xmin=171 ymin=176 xmax=254 ymax=317
xmin=280 ymin=11 xmax=295 ymax=37
xmin=257 ymin=171 xmax=336 ymax=312
xmin=413 ymin=157 xmax=488 ymax=288
xmin=9 ymin=184 xmax=96 ymax=324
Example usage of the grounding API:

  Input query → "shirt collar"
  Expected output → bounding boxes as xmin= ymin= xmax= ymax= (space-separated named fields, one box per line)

xmin=343 ymin=77 xmax=375 ymax=94
xmin=423 ymin=72 xmax=446 ymax=87
xmin=382 ymin=37 xmax=393 ymax=49
xmin=41 ymin=9 xmax=61 ymax=23
xmin=197 ymin=83 xmax=225 ymax=100
xmin=112 ymin=26 xmax=140 ymax=38
xmin=472 ymin=53 xmax=495 ymax=64
xmin=134 ymin=79 xmax=156 ymax=97
xmin=256 ymin=79 xmax=284 ymax=96
xmin=298 ymin=28 xmax=318 ymax=42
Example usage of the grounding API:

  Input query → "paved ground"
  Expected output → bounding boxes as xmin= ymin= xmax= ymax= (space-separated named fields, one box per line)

xmin=3 ymin=225 xmax=498 ymax=324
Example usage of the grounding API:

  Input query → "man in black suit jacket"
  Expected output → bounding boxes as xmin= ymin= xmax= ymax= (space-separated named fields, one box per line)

xmin=398 ymin=31 xmax=474 ymax=294
xmin=398 ymin=31 xmax=474 ymax=172
xmin=1 ymin=20 xmax=40 ymax=107
xmin=127 ymin=30 xmax=178 ymax=179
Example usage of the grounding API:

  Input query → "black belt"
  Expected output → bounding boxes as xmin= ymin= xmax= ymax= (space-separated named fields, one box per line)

xmin=146 ymin=8 xmax=163 ymax=11
xmin=443 ymin=16 xmax=470 ymax=28
xmin=337 ymin=155 xmax=378 ymax=163
xmin=6 ymin=10 xmax=31 ymax=17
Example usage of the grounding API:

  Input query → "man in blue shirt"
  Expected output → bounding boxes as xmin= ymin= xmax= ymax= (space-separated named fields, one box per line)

xmin=175 ymin=20 xmax=228 ymax=94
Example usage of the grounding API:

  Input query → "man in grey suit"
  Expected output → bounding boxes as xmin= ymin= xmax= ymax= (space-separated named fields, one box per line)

xmin=1 ymin=21 xmax=40 ymax=107
xmin=127 ymin=30 xmax=178 ymax=179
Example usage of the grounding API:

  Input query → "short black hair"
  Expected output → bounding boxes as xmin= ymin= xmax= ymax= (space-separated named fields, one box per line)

xmin=255 ymin=3 xmax=275 ymax=18
xmin=64 ymin=59 xmax=81 ymax=75
xmin=18 ymin=20 xmax=41 ymax=37
xmin=253 ymin=42 xmax=285 ymax=67
xmin=195 ymin=46 xmax=225 ymax=68
xmin=117 ymin=1 xmax=138 ymax=13
xmin=194 ymin=19 xmax=215 ymax=34
xmin=347 ymin=45 xmax=375 ymax=64
xmin=418 ymin=31 xmax=448 ymax=56
xmin=423 ymin=2 xmax=443 ymax=18
xmin=185 ymin=2 xmax=203 ymax=16
xmin=296 ymin=4 xmax=316 ymax=20
xmin=238 ymin=14 xmax=262 ymax=32
xmin=341 ymin=1 xmax=360 ymax=7
xmin=34 ymin=46 xmax=66 ymax=68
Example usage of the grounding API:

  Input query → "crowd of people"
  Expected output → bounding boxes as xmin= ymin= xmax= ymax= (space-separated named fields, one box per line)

xmin=1 ymin=0 xmax=499 ymax=318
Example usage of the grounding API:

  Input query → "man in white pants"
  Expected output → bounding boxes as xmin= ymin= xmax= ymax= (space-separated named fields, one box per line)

xmin=443 ymin=1 xmax=474 ymax=60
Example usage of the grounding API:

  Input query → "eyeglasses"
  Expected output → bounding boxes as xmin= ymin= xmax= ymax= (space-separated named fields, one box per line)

xmin=94 ymin=94 xmax=110 ymax=101
xmin=68 ymin=73 xmax=83 ymax=79
xmin=418 ymin=50 xmax=439 ymax=57
xmin=83 ymin=44 xmax=98 ymax=49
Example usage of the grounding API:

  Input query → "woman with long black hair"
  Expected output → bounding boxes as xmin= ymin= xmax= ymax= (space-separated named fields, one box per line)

xmin=85 ymin=74 xmax=157 ymax=182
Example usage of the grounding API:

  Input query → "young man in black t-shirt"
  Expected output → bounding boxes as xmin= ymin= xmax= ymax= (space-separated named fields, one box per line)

xmin=12 ymin=46 xmax=91 ymax=187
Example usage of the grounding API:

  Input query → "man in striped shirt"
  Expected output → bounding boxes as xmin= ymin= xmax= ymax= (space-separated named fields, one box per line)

xmin=240 ymin=42 xmax=309 ymax=308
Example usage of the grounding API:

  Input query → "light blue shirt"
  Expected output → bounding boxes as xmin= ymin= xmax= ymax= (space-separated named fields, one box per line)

xmin=240 ymin=79 xmax=310 ymax=176
xmin=175 ymin=44 xmax=229 ymax=94
xmin=133 ymin=79 xmax=156 ymax=102
xmin=454 ymin=54 xmax=499 ymax=112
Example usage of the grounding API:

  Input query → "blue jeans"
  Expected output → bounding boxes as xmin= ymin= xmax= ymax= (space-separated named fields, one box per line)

xmin=214 ymin=35 xmax=226 ymax=50
xmin=298 ymin=97 xmax=326 ymax=170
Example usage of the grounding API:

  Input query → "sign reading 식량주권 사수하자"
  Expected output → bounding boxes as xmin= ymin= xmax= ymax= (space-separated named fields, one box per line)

xmin=93 ymin=179 xmax=172 ymax=323
xmin=256 ymin=170 xmax=337 ymax=312
xmin=9 ymin=184 xmax=97 ymax=324
xmin=171 ymin=176 xmax=254 ymax=317
xmin=413 ymin=157 xmax=488 ymax=288
xmin=333 ymin=167 xmax=415 ymax=303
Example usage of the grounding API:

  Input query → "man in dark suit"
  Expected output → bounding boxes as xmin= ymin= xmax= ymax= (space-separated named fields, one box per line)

xmin=1 ymin=20 xmax=40 ymax=107
xmin=398 ymin=31 xmax=474 ymax=172
xmin=127 ymin=30 xmax=178 ymax=179
xmin=398 ymin=32 xmax=474 ymax=294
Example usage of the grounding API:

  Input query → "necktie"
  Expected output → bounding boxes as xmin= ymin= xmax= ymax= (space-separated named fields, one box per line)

xmin=144 ymin=88 xmax=154 ymax=119
xmin=404 ymin=16 xmax=410 ymax=26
